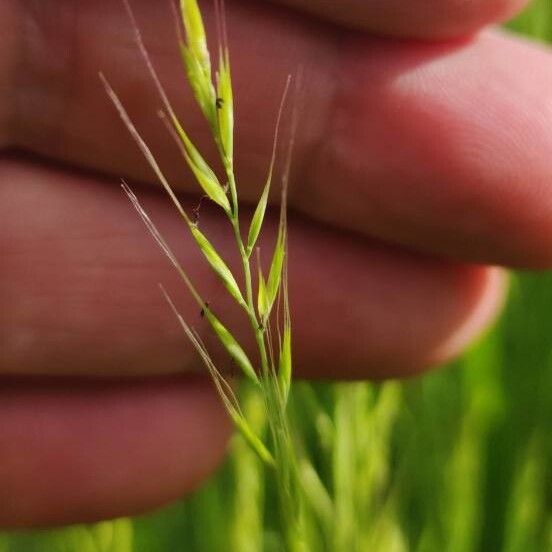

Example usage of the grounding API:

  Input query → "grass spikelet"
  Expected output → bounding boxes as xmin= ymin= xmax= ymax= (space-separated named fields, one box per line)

xmin=246 ymin=76 xmax=291 ymax=257
xmin=261 ymin=222 xmax=286 ymax=321
xmin=101 ymin=74 xmax=190 ymax=225
xmin=122 ymin=182 xmax=257 ymax=384
xmin=121 ymin=181 xmax=202 ymax=305
xmin=278 ymin=316 xmax=292 ymax=403
xmin=178 ymin=0 xmax=217 ymax=124
xmin=165 ymin=112 xmax=231 ymax=213
xmin=189 ymin=224 xmax=246 ymax=309
xmin=216 ymin=52 xmax=234 ymax=161
xmin=202 ymin=308 xmax=260 ymax=387
xmin=161 ymin=285 xmax=271 ymax=463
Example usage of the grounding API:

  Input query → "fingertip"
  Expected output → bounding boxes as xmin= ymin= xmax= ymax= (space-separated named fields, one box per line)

xmin=274 ymin=0 xmax=530 ymax=39
xmin=425 ymin=266 xmax=508 ymax=368
xmin=370 ymin=266 xmax=507 ymax=379
xmin=399 ymin=0 xmax=530 ymax=40
xmin=0 ymin=377 xmax=231 ymax=528
xmin=305 ymin=29 xmax=552 ymax=269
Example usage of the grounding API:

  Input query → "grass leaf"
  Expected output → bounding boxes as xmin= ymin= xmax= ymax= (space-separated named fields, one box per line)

xmin=190 ymin=225 xmax=246 ymax=308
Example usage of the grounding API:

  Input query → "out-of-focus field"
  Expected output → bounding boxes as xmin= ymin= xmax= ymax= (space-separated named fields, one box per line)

xmin=2 ymin=1 xmax=552 ymax=550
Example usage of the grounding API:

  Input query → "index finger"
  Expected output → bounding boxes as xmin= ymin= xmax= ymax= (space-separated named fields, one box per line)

xmin=270 ymin=0 xmax=529 ymax=39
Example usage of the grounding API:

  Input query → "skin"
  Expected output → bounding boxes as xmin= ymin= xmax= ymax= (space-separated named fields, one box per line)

xmin=0 ymin=0 xmax=549 ymax=527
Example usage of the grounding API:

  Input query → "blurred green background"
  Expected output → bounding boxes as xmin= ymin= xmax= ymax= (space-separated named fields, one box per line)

xmin=3 ymin=1 xmax=552 ymax=550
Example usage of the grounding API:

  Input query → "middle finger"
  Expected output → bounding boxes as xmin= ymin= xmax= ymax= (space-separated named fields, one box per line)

xmin=5 ymin=1 xmax=552 ymax=267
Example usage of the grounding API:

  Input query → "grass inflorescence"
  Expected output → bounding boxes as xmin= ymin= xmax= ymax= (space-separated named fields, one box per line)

xmin=3 ymin=1 xmax=552 ymax=551
xmin=103 ymin=0 xmax=309 ymax=548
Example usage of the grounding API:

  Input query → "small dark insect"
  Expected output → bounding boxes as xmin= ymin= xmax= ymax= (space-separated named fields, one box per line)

xmin=258 ymin=323 xmax=264 ymax=331
xmin=192 ymin=195 xmax=207 ymax=224
xmin=216 ymin=97 xmax=224 ymax=109
xmin=200 ymin=301 xmax=210 ymax=318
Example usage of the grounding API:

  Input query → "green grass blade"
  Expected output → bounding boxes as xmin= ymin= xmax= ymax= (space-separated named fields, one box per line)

xmin=230 ymin=384 xmax=268 ymax=552
xmin=299 ymin=459 xmax=334 ymax=531
xmin=190 ymin=225 xmax=246 ymax=308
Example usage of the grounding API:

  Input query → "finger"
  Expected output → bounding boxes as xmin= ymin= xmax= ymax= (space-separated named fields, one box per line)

xmin=0 ymin=1 xmax=15 ymax=144
xmin=4 ymin=2 xmax=552 ymax=267
xmin=0 ymin=375 xmax=231 ymax=528
xmin=272 ymin=0 xmax=529 ymax=38
xmin=0 ymin=159 xmax=505 ymax=379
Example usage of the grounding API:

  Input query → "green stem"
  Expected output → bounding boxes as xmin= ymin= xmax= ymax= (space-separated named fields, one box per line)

xmin=224 ymin=164 xmax=271 ymax=380
xmin=222 ymin=136 xmax=304 ymax=551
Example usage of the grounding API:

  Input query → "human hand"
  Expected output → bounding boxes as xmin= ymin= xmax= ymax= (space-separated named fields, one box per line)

xmin=0 ymin=0 xmax=547 ymax=527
